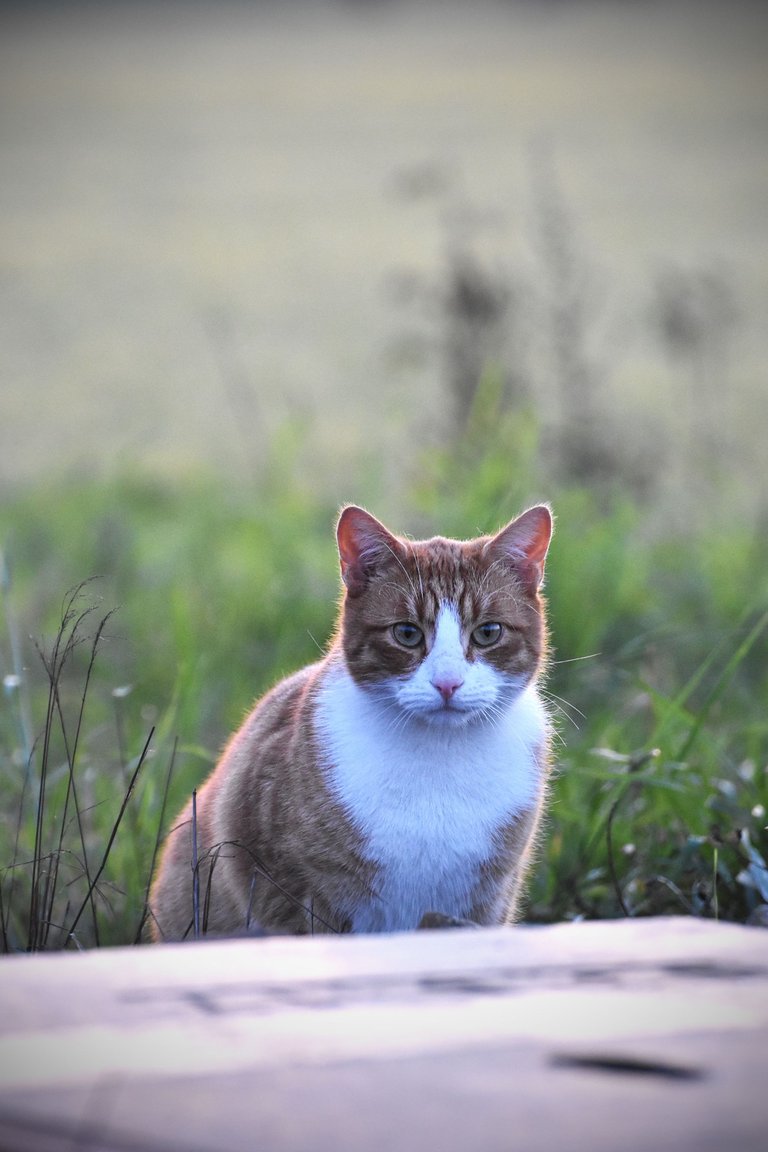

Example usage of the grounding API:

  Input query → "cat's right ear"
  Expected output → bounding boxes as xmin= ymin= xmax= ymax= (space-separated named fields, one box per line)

xmin=336 ymin=506 xmax=401 ymax=598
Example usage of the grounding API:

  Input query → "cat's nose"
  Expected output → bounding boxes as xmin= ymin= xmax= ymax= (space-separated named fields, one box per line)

xmin=432 ymin=675 xmax=464 ymax=702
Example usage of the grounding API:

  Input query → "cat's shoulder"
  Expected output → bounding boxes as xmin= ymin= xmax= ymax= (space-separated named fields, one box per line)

xmin=237 ymin=656 xmax=330 ymax=738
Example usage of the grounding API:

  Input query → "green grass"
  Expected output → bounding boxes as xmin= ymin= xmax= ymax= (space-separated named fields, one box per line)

xmin=1 ymin=402 xmax=767 ymax=949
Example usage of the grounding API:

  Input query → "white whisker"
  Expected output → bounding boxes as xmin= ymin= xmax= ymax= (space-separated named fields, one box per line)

xmin=550 ymin=652 xmax=601 ymax=666
xmin=540 ymin=688 xmax=584 ymax=730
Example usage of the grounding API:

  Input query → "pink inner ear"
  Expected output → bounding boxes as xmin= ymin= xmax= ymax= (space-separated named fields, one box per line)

xmin=490 ymin=505 xmax=553 ymax=590
xmin=336 ymin=505 xmax=400 ymax=596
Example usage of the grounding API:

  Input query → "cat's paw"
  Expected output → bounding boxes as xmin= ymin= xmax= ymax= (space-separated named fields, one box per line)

xmin=417 ymin=911 xmax=479 ymax=930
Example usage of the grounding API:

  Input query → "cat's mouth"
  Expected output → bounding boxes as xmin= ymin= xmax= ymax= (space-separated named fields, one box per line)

xmin=389 ymin=681 xmax=499 ymax=728
xmin=420 ymin=697 xmax=480 ymax=727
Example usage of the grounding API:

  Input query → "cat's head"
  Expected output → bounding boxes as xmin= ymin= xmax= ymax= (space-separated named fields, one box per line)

xmin=335 ymin=504 xmax=553 ymax=727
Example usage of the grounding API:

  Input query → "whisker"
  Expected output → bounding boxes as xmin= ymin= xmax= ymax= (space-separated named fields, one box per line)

xmin=540 ymin=689 xmax=584 ymax=731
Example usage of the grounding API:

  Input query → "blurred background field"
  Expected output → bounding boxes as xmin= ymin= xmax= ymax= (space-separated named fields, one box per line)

xmin=0 ymin=0 xmax=767 ymax=948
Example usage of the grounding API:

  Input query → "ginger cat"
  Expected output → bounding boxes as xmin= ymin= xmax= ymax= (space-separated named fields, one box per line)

xmin=149 ymin=503 xmax=554 ymax=939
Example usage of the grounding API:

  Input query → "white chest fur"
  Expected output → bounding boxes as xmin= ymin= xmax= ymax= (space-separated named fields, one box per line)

xmin=314 ymin=664 xmax=548 ymax=931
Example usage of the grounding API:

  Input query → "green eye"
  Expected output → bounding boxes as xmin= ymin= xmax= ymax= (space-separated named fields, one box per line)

xmin=392 ymin=622 xmax=424 ymax=648
xmin=472 ymin=622 xmax=502 ymax=647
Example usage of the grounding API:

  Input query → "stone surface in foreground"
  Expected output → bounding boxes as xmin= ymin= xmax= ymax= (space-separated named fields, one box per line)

xmin=0 ymin=917 xmax=766 ymax=1151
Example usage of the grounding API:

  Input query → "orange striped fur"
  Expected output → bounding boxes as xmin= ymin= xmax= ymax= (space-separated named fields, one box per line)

xmin=149 ymin=504 xmax=554 ymax=939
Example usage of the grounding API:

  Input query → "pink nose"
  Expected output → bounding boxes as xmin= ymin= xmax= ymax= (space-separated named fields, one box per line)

xmin=432 ymin=676 xmax=463 ymax=703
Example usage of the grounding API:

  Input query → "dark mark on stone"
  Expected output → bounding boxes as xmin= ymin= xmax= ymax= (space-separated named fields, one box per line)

xmin=550 ymin=1052 xmax=707 ymax=1081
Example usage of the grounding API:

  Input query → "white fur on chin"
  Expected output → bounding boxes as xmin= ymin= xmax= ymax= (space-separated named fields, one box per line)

xmin=315 ymin=653 xmax=549 ymax=932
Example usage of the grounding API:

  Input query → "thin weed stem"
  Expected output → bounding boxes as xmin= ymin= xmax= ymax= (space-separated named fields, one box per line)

xmin=113 ymin=690 xmax=144 ymax=892
xmin=134 ymin=735 xmax=178 ymax=945
xmin=66 ymin=726 xmax=154 ymax=941
xmin=202 ymin=843 xmax=221 ymax=936
xmin=191 ymin=789 xmax=200 ymax=941
xmin=606 ymin=792 xmax=631 ymax=918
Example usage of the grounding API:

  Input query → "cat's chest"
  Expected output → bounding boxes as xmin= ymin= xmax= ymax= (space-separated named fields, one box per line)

xmin=314 ymin=666 xmax=547 ymax=931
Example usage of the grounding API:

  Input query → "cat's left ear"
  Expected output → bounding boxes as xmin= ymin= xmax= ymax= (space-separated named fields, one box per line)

xmin=486 ymin=504 xmax=553 ymax=594
xmin=336 ymin=505 xmax=403 ymax=598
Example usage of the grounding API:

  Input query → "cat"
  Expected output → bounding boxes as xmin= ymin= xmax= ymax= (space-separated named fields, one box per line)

xmin=149 ymin=502 xmax=554 ymax=939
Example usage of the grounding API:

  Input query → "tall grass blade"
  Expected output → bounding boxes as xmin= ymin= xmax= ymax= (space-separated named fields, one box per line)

xmin=28 ymin=666 xmax=57 ymax=951
xmin=675 ymin=607 xmax=768 ymax=764
xmin=66 ymin=726 xmax=154 ymax=943
xmin=134 ymin=735 xmax=177 ymax=944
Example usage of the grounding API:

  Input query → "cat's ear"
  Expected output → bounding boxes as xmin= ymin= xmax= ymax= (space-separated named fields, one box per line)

xmin=486 ymin=504 xmax=553 ymax=594
xmin=336 ymin=505 xmax=402 ymax=598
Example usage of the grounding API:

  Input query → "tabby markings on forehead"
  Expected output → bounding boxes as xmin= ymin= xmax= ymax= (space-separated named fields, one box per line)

xmin=397 ymin=539 xmax=528 ymax=622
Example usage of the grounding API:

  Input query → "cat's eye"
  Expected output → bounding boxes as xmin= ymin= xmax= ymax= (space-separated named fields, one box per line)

xmin=392 ymin=622 xmax=424 ymax=648
xmin=472 ymin=622 xmax=502 ymax=648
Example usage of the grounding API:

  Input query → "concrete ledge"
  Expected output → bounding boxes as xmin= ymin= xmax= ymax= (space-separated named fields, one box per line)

xmin=1 ymin=917 xmax=766 ymax=1151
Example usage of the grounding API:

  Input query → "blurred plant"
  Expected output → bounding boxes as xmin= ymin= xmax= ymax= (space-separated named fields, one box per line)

xmin=388 ymin=153 xmax=667 ymax=500
xmin=654 ymin=265 xmax=738 ymax=367
xmin=652 ymin=263 xmax=740 ymax=467
xmin=438 ymin=239 xmax=518 ymax=436
xmin=386 ymin=214 xmax=529 ymax=442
